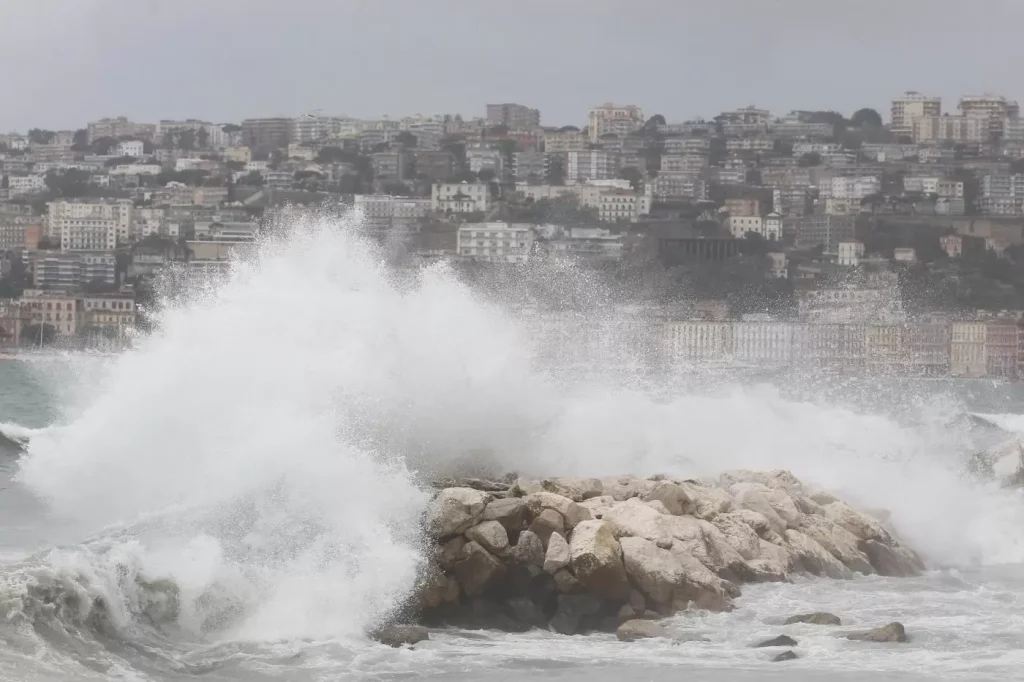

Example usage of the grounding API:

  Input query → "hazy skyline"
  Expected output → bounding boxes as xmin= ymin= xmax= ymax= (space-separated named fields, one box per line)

xmin=3 ymin=0 xmax=1024 ymax=132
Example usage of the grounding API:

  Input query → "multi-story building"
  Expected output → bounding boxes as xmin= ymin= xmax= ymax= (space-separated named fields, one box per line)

xmin=290 ymin=114 xmax=348 ymax=143
xmin=950 ymin=322 xmax=987 ymax=377
xmin=456 ymin=222 xmax=535 ymax=263
xmin=647 ymin=173 xmax=706 ymax=201
xmin=959 ymin=95 xmax=1020 ymax=139
xmin=19 ymin=290 xmax=78 ymax=336
xmin=725 ymin=137 xmax=773 ymax=152
xmin=414 ymin=150 xmax=456 ymax=181
xmin=771 ymin=186 xmax=812 ymax=216
xmin=241 ymin=117 xmax=292 ymax=149
xmin=6 ymin=175 xmax=47 ymax=196
xmin=431 ymin=182 xmax=491 ymax=214
xmin=662 ymin=137 xmax=711 ymax=155
xmin=87 ymin=117 xmax=154 ymax=142
xmin=49 ymin=199 xmax=132 ymax=250
xmin=791 ymin=323 xmax=866 ymax=372
xmin=663 ymin=321 xmax=733 ymax=364
xmin=768 ymin=115 xmax=835 ymax=139
xmin=890 ymin=91 xmax=942 ymax=137
xmin=0 ymin=216 xmax=42 ymax=250
xmin=0 ymin=299 xmax=27 ymax=348
xmin=732 ymin=321 xmax=794 ymax=366
xmin=906 ymin=324 xmax=950 ymax=376
xmin=597 ymin=190 xmax=651 ymax=223
xmin=353 ymin=195 xmax=431 ymax=231
xmin=543 ymin=130 xmax=588 ymax=154
xmin=566 ymin=150 xmax=618 ymax=184
xmin=986 ymin=324 xmax=1018 ymax=378
xmin=466 ymin=148 xmax=504 ymax=176
xmin=223 ymin=146 xmax=252 ymax=164
xmin=371 ymin=151 xmax=411 ymax=180
xmin=131 ymin=207 xmax=167 ymax=239
xmin=837 ymin=240 xmax=865 ymax=266
xmin=912 ymin=115 xmax=986 ymax=144
xmin=727 ymin=215 xmax=763 ymax=239
xmin=864 ymin=324 xmax=907 ymax=375
xmin=80 ymin=295 xmax=136 ymax=341
xmin=823 ymin=176 xmax=881 ymax=201
xmin=511 ymin=151 xmax=549 ymax=182
xmin=587 ymin=103 xmax=644 ymax=143
xmin=660 ymin=154 xmax=707 ymax=173
xmin=486 ymin=103 xmax=541 ymax=129
xmin=114 ymin=140 xmax=144 ymax=157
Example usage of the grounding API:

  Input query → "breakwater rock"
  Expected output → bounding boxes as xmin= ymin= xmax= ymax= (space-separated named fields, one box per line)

xmin=411 ymin=471 xmax=923 ymax=635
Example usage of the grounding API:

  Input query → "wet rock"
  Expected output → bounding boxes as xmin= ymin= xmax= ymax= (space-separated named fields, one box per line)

xmin=454 ymin=541 xmax=506 ymax=597
xmin=553 ymin=569 xmax=580 ymax=593
xmin=438 ymin=536 xmax=466 ymax=569
xmin=579 ymin=495 xmax=617 ymax=519
xmin=525 ymin=492 xmax=592 ymax=529
xmin=548 ymin=593 xmax=603 ymax=635
xmin=860 ymin=540 xmax=923 ymax=577
xmin=481 ymin=497 xmax=529 ymax=533
xmin=512 ymin=529 xmax=545 ymax=567
xmin=773 ymin=650 xmax=798 ymax=662
xmin=798 ymin=516 xmax=874 ymax=575
xmin=603 ymin=498 xmax=674 ymax=548
xmin=785 ymin=612 xmax=841 ymax=626
xmin=619 ymin=536 xmax=682 ymax=607
xmin=679 ymin=482 xmax=735 ymax=520
xmin=373 ymin=624 xmax=429 ymax=647
xmin=425 ymin=488 xmax=491 ymax=537
xmin=468 ymin=597 xmax=530 ymax=632
xmin=745 ymin=557 xmax=790 ymax=583
xmin=553 ymin=478 xmax=604 ymax=500
xmin=721 ymin=469 xmax=804 ymax=493
xmin=465 ymin=520 xmax=510 ymax=557
xmin=754 ymin=634 xmax=798 ymax=648
xmin=616 ymin=619 xmax=668 ymax=641
xmin=543 ymin=531 xmax=570 ymax=574
xmin=601 ymin=476 xmax=655 ymax=501
xmin=645 ymin=500 xmax=672 ymax=515
xmin=712 ymin=514 xmax=762 ymax=560
xmin=641 ymin=481 xmax=694 ymax=516
xmin=505 ymin=597 xmax=547 ymax=628
xmin=528 ymin=509 xmax=565 ymax=547
xmin=568 ymin=519 xmax=630 ymax=601
xmin=823 ymin=501 xmax=892 ymax=545
xmin=847 ymin=622 xmax=907 ymax=643
xmin=667 ymin=547 xmax=738 ymax=612
xmin=415 ymin=569 xmax=450 ymax=609
xmin=730 ymin=483 xmax=788 ymax=535
xmin=784 ymin=530 xmax=852 ymax=580
xmin=664 ymin=515 xmax=750 ymax=581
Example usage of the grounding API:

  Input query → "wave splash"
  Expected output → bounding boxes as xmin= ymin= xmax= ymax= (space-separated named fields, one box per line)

xmin=5 ymin=210 xmax=1024 ymax=661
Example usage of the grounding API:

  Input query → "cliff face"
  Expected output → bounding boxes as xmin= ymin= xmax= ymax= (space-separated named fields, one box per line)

xmin=411 ymin=471 xmax=923 ymax=635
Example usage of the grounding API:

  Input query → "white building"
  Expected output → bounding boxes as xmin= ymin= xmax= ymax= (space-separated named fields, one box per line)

xmin=431 ymin=182 xmax=490 ymax=213
xmin=959 ymin=95 xmax=1020 ymax=139
xmin=890 ymin=91 xmax=941 ymax=136
xmin=597 ymin=190 xmax=651 ymax=223
xmin=456 ymin=222 xmax=535 ymax=263
xmin=587 ymin=103 xmax=644 ymax=143
xmin=49 ymin=199 xmax=132 ymax=250
xmin=913 ymin=115 xmax=986 ymax=144
xmin=114 ymin=140 xmax=144 ymax=157
xmin=837 ymin=240 xmax=865 ymax=266
xmin=824 ymin=176 xmax=881 ymax=201
xmin=108 ymin=164 xmax=162 ymax=176
xmin=466 ymin=148 xmax=504 ymax=175
xmin=732 ymin=321 xmax=794 ymax=365
xmin=727 ymin=215 xmax=762 ymax=239
xmin=567 ymin=150 xmax=618 ymax=184
xmin=131 ymin=207 xmax=167 ymax=239
xmin=663 ymin=321 xmax=733 ymax=363
xmin=6 ymin=175 xmax=47 ymax=195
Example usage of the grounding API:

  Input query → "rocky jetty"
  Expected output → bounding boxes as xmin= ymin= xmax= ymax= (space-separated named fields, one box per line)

xmin=412 ymin=470 xmax=924 ymax=635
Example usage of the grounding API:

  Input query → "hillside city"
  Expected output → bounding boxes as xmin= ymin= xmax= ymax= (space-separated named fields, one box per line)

xmin=2 ymin=94 xmax=1024 ymax=376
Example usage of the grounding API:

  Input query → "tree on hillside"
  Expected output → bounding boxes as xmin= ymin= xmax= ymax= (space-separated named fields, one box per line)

xmin=71 ymin=129 xmax=89 ymax=151
xmin=477 ymin=168 xmax=497 ymax=182
xmin=798 ymin=152 xmax=822 ymax=167
xmin=178 ymin=130 xmax=196 ymax=151
xmin=557 ymin=125 xmax=580 ymax=133
xmin=197 ymin=127 xmax=210 ymax=149
xmin=618 ymin=167 xmax=642 ymax=191
xmin=547 ymin=155 xmax=566 ymax=185
xmin=28 ymin=129 xmax=56 ymax=145
xmin=239 ymin=171 xmax=264 ymax=186
xmin=91 ymin=136 xmax=118 ymax=155
xmin=161 ymin=132 xmax=176 ymax=150
xmin=221 ymin=123 xmax=242 ymax=133
xmin=850 ymin=108 xmax=883 ymax=128
xmin=395 ymin=131 xmax=418 ymax=148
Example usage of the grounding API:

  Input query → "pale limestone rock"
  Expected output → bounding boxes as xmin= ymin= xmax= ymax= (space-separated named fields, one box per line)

xmin=543 ymin=531 xmax=571 ymax=574
xmin=480 ymin=497 xmax=529 ymax=532
xmin=798 ymin=515 xmax=874 ymax=574
xmin=424 ymin=487 xmax=490 ymax=537
xmin=512 ymin=529 xmax=545 ymax=567
xmin=640 ymin=481 xmax=694 ymax=516
xmin=568 ymin=519 xmax=630 ymax=601
xmin=454 ymin=541 xmax=506 ymax=596
xmin=784 ymin=529 xmax=852 ymax=579
xmin=678 ymin=482 xmax=734 ymax=520
xmin=603 ymin=498 xmax=674 ymax=548
xmin=579 ymin=495 xmax=617 ymax=519
xmin=464 ymin=520 xmax=510 ymax=557
xmin=525 ymin=491 xmax=592 ymax=529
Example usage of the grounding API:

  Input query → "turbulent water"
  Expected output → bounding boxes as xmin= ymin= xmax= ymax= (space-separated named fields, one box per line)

xmin=2 ymin=212 xmax=1024 ymax=680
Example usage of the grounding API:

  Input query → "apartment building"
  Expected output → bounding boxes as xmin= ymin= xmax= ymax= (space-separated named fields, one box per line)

xmin=837 ymin=240 xmax=865 ymax=266
xmin=431 ymin=182 xmax=490 ymax=213
xmin=587 ymin=103 xmax=643 ymax=143
xmin=598 ymin=190 xmax=651 ymax=223
xmin=19 ymin=290 xmax=78 ymax=336
xmin=0 ymin=216 xmax=42 ymax=250
xmin=771 ymin=187 xmax=812 ymax=216
xmin=371 ymin=150 xmax=411 ymax=180
xmin=456 ymin=222 xmax=534 ymax=263
xmin=466 ymin=149 xmax=504 ymax=175
xmin=950 ymin=322 xmax=987 ymax=377
xmin=660 ymin=154 xmax=708 ymax=173
xmin=959 ymin=95 xmax=1020 ymax=139
xmin=790 ymin=214 xmax=857 ymax=252
xmin=486 ymin=103 xmax=540 ymax=129
xmin=889 ymin=91 xmax=941 ymax=136
xmin=913 ymin=115 xmax=986 ymax=144
xmin=49 ymin=199 xmax=132 ymax=250
xmin=80 ymin=296 xmax=136 ymax=340
xmin=511 ymin=151 xmax=549 ymax=182
xmin=414 ymin=150 xmax=456 ymax=181
xmin=241 ymin=117 xmax=291 ymax=149
xmin=543 ymin=130 xmax=588 ymax=154
xmin=663 ymin=321 xmax=733 ymax=363
xmin=566 ymin=150 xmax=619 ymax=184
xmin=647 ymin=173 xmax=706 ymax=201
xmin=87 ymin=117 xmax=155 ymax=141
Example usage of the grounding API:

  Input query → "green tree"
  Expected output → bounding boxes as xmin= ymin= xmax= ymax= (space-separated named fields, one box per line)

xmin=239 ymin=171 xmax=264 ymax=186
xmin=197 ymin=127 xmax=210 ymax=149
xmin=618 ymin=166 xmax=643 ymax=191
xmin=44 ymin=169 xmax=91 ymax=198
xmin=798 ymin=152 xmax=822 ymax=167
xmin=850 ymin=108 xmax=883 ymax=128
xmin=105 ymin=156 xmax=136 ymax=167
xmin=27 ymin=129 xmax=56 ymax=145
xmin=178 ymin=130 xmax=196 ymax=151
xmin=161 ymin=132 xmax=176 ymax=150
xmin=547 ymin=155 xmax=566 ymax=185
xmin=221 ymin=123 xmax=242 ymax=133
xmin=394 ymin=131 xmax=418 ymax=148
xmin=91 ymin=136 xmax=118 ymax=155
xmin=477 ymin=168 xmax=497 ymax=182
xmin=71 ymin=129 xmax=89 ymax=151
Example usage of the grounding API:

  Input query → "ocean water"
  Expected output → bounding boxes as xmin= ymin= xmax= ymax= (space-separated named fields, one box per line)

xmin=2 ymin=213 xmax=1024 ymax=681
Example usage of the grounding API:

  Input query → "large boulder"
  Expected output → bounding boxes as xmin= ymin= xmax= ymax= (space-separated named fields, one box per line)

xmin=528 ymin=508 xmax=565 ymax=547
xmin=729 ymin=483 xmax=788 ymax=535
xmin=640 ymin=481 xmax=694 ymax=516
xmin=454 ymin=541 xmax=506 ymax=596
xmin=512 ymin=529 xmax=545 ymax=567
xmin=543 ymin=531 xmax=571 ymax=574
xmin=786 ymin=612 xmax=841 ymax=626
xmin=425 ymin=487 xmax=491 ymax=537
xmin=847 ymin=622 xmax=907 ymax=643
xmin=553 ymin=569 xmax=580 ymax=593
xmin=822 ymin=501 xmax=893 ymax=545
xmin=712 ymin=514 xmax=762 ymax=560
xmin=619 ymin=536 xmax=682 ymax=607
xmin=664 ymin=515 xmax=750 ymax=580
xmin=678 ymin=481 xmax=734 ymax=520
xmin=372 ymin=624 xmax=429 ymax=647
xmin=798 ymin=516 xmax=874 ymax=575
xmin=568 ymin=520 xmax=630 ymax=601
xmin=763 ymin=487 xmax=803 ymax=528
xmin=860 ymin=540 xmax=924 ymax=577
xmin=465 ymin=520 xmax=510 ymax=557
xmin=754 ymin=634 xmax=798 ymax=648
xmin=438 ymin=536 xmax=466 ymax=569
xmin=668 ymin=547 xmax=738 ymax=612
xmin=553 ymin=478 xmax=604 ymax=500
xmin=600 ymin=476 xmax=654 ymax=501
xmin=548 ymin=593 xmax=603 ymax=635
xmin=784 ymin=530 xmax=852 ymax=579
xmin=579 ymin=495 xmax=617 ymax=519
xmin=480 ymin=497 xmax=529 ymax=533
xmin=616 ymin=619 xmax=668 ymax=641
xmin=603 ymin=498 xmax=674 ymax=548
xmin=721 ymin=469 xmax=803 ymax=493
xmin=525 ymin=492 xmax=592 ymax=529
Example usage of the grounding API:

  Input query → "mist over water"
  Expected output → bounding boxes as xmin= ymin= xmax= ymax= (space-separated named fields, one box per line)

xmin=3 ymin=209 xmax=1024 ymax=678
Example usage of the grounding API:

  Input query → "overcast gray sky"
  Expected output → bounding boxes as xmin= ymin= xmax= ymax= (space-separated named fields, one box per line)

xmin=2 ymin=0 xmax=1022 ymax=132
